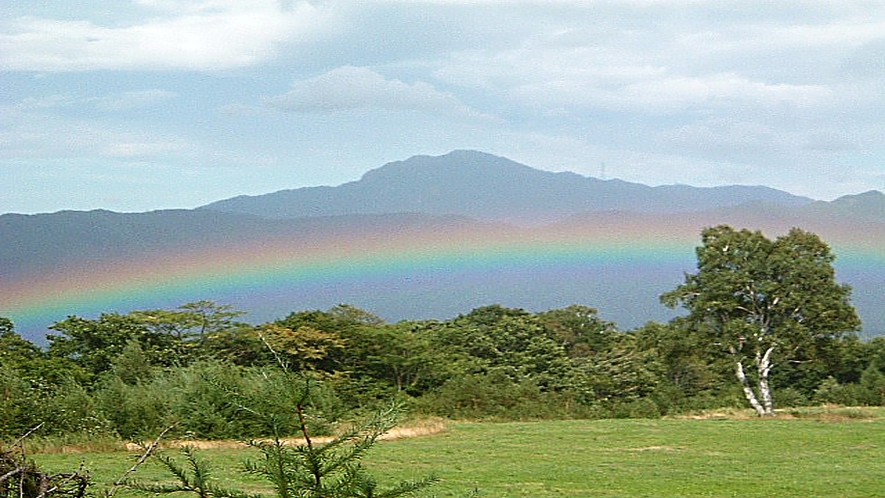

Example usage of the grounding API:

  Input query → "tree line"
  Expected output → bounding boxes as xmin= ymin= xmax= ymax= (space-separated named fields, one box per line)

xmin=2 ymin=225 xmax=885 ymax=441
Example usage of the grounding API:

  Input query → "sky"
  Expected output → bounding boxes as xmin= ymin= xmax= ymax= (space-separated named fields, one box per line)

xmin=2 ymin=1 xmax=884 ymax=215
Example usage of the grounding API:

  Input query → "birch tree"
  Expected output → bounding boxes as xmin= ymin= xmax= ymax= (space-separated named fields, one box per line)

xmin=661 ymin=225 xmax=860 ymax=416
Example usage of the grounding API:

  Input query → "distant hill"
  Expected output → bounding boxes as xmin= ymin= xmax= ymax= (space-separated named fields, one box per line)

xmin=799 ymin=190 xmax=885 ymax=223
xmin=2 ymin=150 xmax=884 ymax=343
xmin=200 ymin=150 xmax=814 ymax=224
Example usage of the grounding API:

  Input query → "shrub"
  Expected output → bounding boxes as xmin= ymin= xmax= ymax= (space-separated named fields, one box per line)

xmin=772 ymin=387 xmax=810 ymax=408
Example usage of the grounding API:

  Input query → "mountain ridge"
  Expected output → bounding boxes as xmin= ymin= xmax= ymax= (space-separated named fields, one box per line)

xmin=2 ymin=150 xmax=884 ymax=343
xmin=199 ymin=150 xmax=817 ymax=224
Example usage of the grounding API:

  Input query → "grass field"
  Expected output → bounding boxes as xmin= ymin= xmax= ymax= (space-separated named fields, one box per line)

xmin=34 ymin=408 xmax=885 ymax=498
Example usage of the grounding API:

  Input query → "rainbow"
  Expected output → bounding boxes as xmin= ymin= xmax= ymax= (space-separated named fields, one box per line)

xmin=3 ymin=219 xmax=884 ymax=342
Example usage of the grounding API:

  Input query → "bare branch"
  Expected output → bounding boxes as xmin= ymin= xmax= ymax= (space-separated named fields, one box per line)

xmin=106 ymin=424 xmax=178 ymax=497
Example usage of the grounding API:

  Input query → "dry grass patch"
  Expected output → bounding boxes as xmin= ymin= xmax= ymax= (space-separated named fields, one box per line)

xmin=617 ymin=445 xmax=686 ymax=452
xmin=670 ymin=407 xmax=759 ymax=420
xmin=672 ymin=405 xmax=883 ymax=422
xmin=122 ymin=418 xmax=448 ymax=452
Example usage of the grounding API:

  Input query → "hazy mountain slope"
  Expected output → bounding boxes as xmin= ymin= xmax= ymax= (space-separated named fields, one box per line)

xmin=200 ymin=150 xmax=814 ymax=224
xmin=0 ymin=209 xmax=488 ymax=279
xmin=799 ymin=190 xmax=885 ymax=223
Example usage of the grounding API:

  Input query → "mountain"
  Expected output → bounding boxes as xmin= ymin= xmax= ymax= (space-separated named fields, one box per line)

xmin=799 ymin=190 xmax=885 ymax=223
xmin=200 ymin=150 xmax=814 ymax=224
xmin=2 ymin=151 xmax=884 ymax=344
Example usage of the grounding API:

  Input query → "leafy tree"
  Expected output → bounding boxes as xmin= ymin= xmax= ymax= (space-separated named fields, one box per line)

xmin=630 ymin=320 xmax=738 ymax=413
xmin=536 ymin=305 xmax=619 ymax=358
xmin=258 ymin=324 xmax=346 ymax=372
xmin=661 ymin=225 xmax=861 ymax=416
xmin=47 ymin=313 xmax=161 ymax=379
xmin=0 ymin=318 xmax=41 ymax=371
xmin=47 ymin=303 xmax=247 ymax=379
xmin=0 ymin=367 xmax=41 ymax=438
xmin=109 ymin=340 xmax=156 ymax=385
xmin=277 ymin=305 xmax=384 ymax=335
xmin=568 ymin=332 xmax=663 ymax=410
xmin=433 ymin=305 xmax=573 ymax=391
xmin=273 ymin=305 xmax=386 ymax=370
xmin=177 ymin=300 xmax=247 ymax=341
xmin=859 ymin=362 xmax=885 ymax=405
xmin=129 ymin=301 xmax=248 ymax=364
xmin=336 ymin=321 xmax=453 ymax=397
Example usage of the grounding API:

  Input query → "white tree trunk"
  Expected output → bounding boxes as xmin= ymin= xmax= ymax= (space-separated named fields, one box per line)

xmin=734 ymin=360 xmax=766 ymax=417
xmin=757 ymin=346 xmax=776 ymax=416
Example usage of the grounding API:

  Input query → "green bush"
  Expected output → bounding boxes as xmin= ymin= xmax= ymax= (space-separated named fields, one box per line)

xmin=0 ymin=367 xmax=42 ymax=439
xmin=859 ymin=364 xmax=885 ymax=405
xmin=40 ymin=379 xmax=113 ymax=438
xmin=604 ymin=398 xmax=662 ymax=419
xmin=93 ymin=361 xmax=346 ymax=440
xmin=812 ymin=376 xmax=866 ymax=406
xmin=413 ymin=372 xmax=593 ymax=420
xmin=772 ymin=387 xmax=810 ymax=408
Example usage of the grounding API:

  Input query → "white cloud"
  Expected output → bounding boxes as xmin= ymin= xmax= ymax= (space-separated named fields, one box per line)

xmin=10 ymin=90 xmax=177 ymax=112
xmin=0 ymin=102 xmax=193 ymax=161
xmin=0 ymin=1 xmax=336 ymax=71
xmin=618 ymin=74 xmax=831 ymax=112
xmin=93 ymin=90 xmax=178 ymax=111
xmin=265 ymin=66 xmax=494 ymax=120
xmin=100 ymin=140 xmax=187 ymax=159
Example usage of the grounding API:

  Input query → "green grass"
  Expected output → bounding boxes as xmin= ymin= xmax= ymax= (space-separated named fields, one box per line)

xmin=34 ymin=409 xmax=885 ymax=498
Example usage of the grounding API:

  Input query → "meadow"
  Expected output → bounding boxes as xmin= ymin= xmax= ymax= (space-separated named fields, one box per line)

xmin=33 ymin=408 xmax=885 ymax=498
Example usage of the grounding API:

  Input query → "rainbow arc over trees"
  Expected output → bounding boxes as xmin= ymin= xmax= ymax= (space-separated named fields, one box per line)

xmin=3 ymin=218 xmax=884 ymax=341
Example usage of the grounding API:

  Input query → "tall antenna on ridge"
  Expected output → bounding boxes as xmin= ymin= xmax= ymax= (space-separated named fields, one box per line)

xmin=599 ymin=161 xmax=607 ymax=180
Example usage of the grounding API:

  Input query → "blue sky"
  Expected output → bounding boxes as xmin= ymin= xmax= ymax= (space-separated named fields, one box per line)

xmin=2 ymin=1 xmax=884 ymax=214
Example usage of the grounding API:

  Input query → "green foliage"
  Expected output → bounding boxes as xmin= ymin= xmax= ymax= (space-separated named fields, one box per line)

xmin=0 ymin=365 xmax=112 ymax=440
xmin=93 ymin=374 xmax=170 ymax=440
xmin=432 ymin=305 xmax=573 ymax=391
xmin=277 ymin=305 xmax=385 ymax=335
xmin=258 ymin=324 xmax=346 ymax=372
xmin=47 ymin=314 xmax=155 ymax=380
xmin=123 ymin=343 xmax=442 ymax=498
xmin=125 ymin=445 xmax=259 ymax=498
xmin=130 ymin=301 xmax=247 ymax=342
xmin=631 ymin=321 xmax=730 ymax=402
xmin=859 ymin=363 xmax=885 ymax=405
xmin=46 ymin=302 xmax=249 ymax=383
xmin=334 ymin=321 xmax=455 ymax=400
xmin=661 ymin=225 xmax=862 ymax=415
xmin=771 ymin=387 xmax=810 ymax=408
xmin=0 ymin=367 xmax=42 ymax=439
xmin=413 ymin=371 xmax=593 ymax=420
xmin=109 ymin=340 xmax=155 ymax=385
xmin=39 ymin=379 xmax=113 ymax=438
xmin=536 ymin=304 xmax=619 ymax=357
xmin=812 ymin=376 xmax=869 ymax=406
xmin=0 ymin=319 xmax=41 ymax=369
xmin=3 ymin=283 xmax=884 ymax=446
xmin=90 ymin=360 xmax=342 ymax=440
xmin=662 ymin=226 xmax=860 ymax=346
xmin=244 ymin=403 xmax=438 ymax=498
